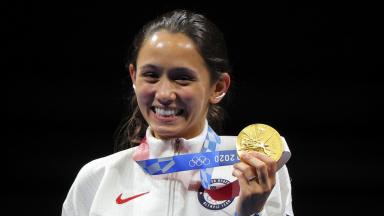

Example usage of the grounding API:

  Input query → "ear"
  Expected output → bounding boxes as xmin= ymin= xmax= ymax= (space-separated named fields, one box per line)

xmin=210 ymin=73 xmax=231 ymax=104
xmin=129 ymin=64 xmax=136 ymax=85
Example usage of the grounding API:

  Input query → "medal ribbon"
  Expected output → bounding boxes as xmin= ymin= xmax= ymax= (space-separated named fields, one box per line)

xmin=136 ymin=150 xmax=239 ymax=174
xmin=135 ymin=126 xmax=240 ymax=189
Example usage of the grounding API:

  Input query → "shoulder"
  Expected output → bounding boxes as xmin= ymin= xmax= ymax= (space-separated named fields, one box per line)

xmin=219 ymin=135 xmax=236 ymax=143
xmin=67 ymin=147 xmax=139 ymax=197
xmin=218 ymin=135 xmax=237 ymax=150
xmin=76 ymin=147 xmax=137 ymax=180
xmin=62 ymin=148 xmax=138 ymax=215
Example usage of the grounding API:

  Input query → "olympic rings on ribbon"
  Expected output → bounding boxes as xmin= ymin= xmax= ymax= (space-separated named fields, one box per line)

xmin=189 ymin=156 xmax=210 ymax=167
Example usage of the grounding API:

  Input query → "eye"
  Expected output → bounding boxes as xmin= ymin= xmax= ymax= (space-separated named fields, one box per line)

xmin=143 ymin=71 xmax=158 ymax=78
xmin=177 ymin=75 xmax=193 ymax=81
xmin=175 ymin=74 xmax=195 ymax=85
xmin=170 ymin=68 xmax=197 ymax=85
xmin=141 ymin=71 xmax=160 ymax=82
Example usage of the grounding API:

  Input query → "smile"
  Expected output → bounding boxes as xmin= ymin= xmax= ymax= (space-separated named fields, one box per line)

xmin=151 ymin=106 xmax=184 ymax=117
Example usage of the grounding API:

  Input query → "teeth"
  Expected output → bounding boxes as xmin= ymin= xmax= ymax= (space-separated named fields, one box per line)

xmin=155 ymin=107 xmax=178 ymax=116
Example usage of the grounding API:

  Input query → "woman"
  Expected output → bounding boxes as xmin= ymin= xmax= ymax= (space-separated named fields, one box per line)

xmin=62 ymin=9 xmax=293 ymax=216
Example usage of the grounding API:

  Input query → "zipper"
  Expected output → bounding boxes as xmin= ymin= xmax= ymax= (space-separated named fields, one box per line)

xmin=167 ymin=138 xmax=181 ymax=216
xmin=167 ymin=174 xmax=172 ymax=216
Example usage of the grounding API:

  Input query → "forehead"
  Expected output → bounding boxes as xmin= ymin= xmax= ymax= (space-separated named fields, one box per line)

xmin=136 ymin=31 xmax=208 ymax=71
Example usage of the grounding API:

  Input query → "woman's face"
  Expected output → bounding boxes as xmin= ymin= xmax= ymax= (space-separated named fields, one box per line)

xmin=130 ymin=31 xmax=218 ymax=140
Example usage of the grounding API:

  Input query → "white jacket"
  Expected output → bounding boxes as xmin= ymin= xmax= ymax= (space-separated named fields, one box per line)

xmin=62 ymin=123 xmax=294 ymax=216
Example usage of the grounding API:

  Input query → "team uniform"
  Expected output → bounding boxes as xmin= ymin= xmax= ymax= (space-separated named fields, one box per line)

xmin=62 ymin=122 xmax=294 ymax=216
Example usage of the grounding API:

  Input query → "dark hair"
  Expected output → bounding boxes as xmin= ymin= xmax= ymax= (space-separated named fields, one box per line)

xmin=114 ymin=9 xmax=231 ymax=151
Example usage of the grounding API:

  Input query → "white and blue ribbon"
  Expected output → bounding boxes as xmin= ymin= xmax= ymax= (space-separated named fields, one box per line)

xmin=136 ymin=126 xmax=239 ymax=189
xmin=136 ymin=150 xmax=239 ymax=174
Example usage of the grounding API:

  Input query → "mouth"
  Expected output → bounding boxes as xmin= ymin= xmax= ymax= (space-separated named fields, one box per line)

xmin=151 ymin=106 xmax=184 ymax=118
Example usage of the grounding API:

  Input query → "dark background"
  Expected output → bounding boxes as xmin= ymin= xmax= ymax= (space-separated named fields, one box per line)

xmin=6 ymin=3 xmax=383 ymax=215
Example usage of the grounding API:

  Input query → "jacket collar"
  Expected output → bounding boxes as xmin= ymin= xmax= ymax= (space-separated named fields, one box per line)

xmin=145 ymin=120 xmax=209 ymax=159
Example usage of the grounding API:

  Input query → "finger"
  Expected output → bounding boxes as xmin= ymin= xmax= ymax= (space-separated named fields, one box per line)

xmin=233 ymin=168 xmax=254 ymax=190
xmin=249 ymin=151 xmax=277 ymax=184
xmin=233 ymin=160 xmax=257 ymax=182
xmin=241 ymin=152 xmax=270 ymax=188
xmin=249 ymin=151 xmax=277 ymax=170
xmin=249 ymin=151 xmax=273 ymax=162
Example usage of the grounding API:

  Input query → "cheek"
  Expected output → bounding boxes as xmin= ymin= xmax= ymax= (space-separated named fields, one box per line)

xmin=182 ymin=89 xmax=208 ymax=109
xmin=136 ymin=88 xmax=154 ymax=106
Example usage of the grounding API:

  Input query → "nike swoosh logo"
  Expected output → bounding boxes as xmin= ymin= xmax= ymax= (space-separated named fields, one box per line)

xmin=116 ymin=191 xmax=150 ymax=204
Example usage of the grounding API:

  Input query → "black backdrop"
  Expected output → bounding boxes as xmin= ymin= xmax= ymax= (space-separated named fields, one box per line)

xmin=6 ymin=3 xmax=383 ymax=215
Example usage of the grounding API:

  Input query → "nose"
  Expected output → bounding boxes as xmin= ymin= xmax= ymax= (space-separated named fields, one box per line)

xmin=155 ymin=79 xmax=176 ymax=105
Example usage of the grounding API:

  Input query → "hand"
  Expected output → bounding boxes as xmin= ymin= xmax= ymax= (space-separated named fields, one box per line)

xmin=232 ymin=151 xmax=277 ymax=216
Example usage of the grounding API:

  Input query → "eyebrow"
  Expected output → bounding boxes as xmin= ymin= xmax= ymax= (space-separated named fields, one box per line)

xmin=140 ymin=64 xmax=197 ymax=75
xmin=169 ymin=67 xmax=197 ymax=76
xmin=139 ymin=64 xmax=164 ymax=71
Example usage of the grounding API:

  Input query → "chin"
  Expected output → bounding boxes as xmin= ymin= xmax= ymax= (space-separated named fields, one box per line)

xmin=151 ymin=125 xmax=182 ymax=139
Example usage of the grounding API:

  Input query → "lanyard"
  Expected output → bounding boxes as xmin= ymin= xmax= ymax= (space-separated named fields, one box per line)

xmin=135 ymin=126 xmax=240 ymax=189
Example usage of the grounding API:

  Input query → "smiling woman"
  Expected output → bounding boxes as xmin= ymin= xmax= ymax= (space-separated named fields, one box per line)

xmin=62 ymin=9 xmax=293 ymax=216
xmin=130 ymin=30 xmax=228 ymax=140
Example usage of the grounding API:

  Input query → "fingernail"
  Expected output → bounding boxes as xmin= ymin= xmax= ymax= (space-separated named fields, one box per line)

xmin=242 ymin=152 xmax=250 ymax=159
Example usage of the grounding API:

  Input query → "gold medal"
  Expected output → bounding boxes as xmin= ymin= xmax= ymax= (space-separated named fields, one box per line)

xmin=236 ymin=124 xmax=283 ymax=161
